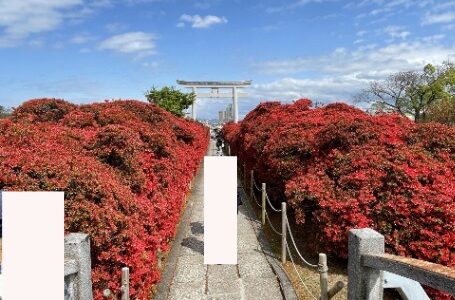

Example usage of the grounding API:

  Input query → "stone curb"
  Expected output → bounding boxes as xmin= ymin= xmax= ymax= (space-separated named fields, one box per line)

xmin=154 ymin=146 xmax=208 ymax=300
xmin=238 ymin=182 xmax=299 ymax=300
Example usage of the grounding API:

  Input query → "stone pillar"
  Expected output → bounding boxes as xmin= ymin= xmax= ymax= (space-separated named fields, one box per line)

xmin=348 ymin=228 xmax=384 ymax=300
xmin=192 ymin=87 xmax=197 ymax=120
xmin=233 ymin=86 xmax=238 ymax=123
xmin=65 ymin=233 xmax=93 ymax=300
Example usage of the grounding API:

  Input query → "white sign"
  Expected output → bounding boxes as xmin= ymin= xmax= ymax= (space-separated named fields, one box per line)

xmin=204 ymin=156 xmax=237 ymax=264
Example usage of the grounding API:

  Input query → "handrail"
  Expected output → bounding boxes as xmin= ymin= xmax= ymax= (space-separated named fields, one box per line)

xmin=363 ymin=253 xmax=455 ymax=296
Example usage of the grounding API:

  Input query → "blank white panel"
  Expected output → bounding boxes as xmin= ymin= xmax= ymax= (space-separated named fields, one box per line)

xmin=204 ymin=156 xmax=237 ymax=264
xmin=2 ymin=192 xmax=64 ymax=300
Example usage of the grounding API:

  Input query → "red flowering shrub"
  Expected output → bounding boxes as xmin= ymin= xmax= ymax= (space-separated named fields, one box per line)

xmin=223 ymin=99 xmax=455 ymax=299
xmin=0 ymin=98 xmax=209 ymax=299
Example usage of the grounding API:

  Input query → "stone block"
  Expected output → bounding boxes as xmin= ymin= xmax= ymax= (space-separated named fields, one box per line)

xmin=348 ymin=228 xmax=384 ymax=300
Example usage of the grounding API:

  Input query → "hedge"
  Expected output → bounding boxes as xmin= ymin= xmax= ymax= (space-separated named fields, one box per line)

xmin=0 ymin=99 xmax=209 ymax=299
xmin=223 ymin=99 xmax=455 ymax=299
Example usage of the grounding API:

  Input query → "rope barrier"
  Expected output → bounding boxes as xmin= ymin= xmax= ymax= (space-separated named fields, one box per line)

xmin=253 ymin=177 xmax=262 ymax=191
xmin=264 ymin=210 xmax=282 ymax=236
xmin=251 ymin=190 xmax=262 ymax=208
xmin=265 ymin=192 xmax=281 ymax=212
xmin=285 ymin=241 xmax=319 ymax=300
xmin=247 ymin=167 xmax=336 ymax=300
xmin=285 ymin=215 xmax=319 ymax=268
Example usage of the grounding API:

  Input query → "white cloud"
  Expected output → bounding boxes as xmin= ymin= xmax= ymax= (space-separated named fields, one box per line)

xmin=266 ymin=0 xmax=331 ymax=13
xmin=433 ymin=1 xmax=455 ymax=11
xmin=0 ymin=0 xmax=83 ymax=47
xmin=80 ymin=47 xmax=91 ymax=53
xmin=178 ymin=14 xmax=227 ymax=28
xmin=105 ymin=22 xmax=129 ymax=33
xmin=70 ymin=33 xmax=95 ymax=44
xmin=422 ymin=12 xmax=455 ymax=25
xmin=194 ymin=0 xmax=221 ymax=9
xmin=383 ymin=26 xmax=410 ymax=40
xmin=443 ymin=23 xmax=455 ymax=30
xmin=0 ymin=0 xmax=110 ymax=48
xmin=253 ymin=41 xmax=455 ymax=77
xmin=251 ymin=76 xmax=365 ymax=102
xmin=252 ymin=40 xmax=455 ymax=103
xmin=28 ymin=39 xmax=45 ymax=47
xmin=98 ymin=32 xmax=157 ymax=58
xmin=353 ymin=0 xmax=434 ymax=21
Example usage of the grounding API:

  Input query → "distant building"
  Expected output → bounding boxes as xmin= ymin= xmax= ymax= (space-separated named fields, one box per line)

xmin=218 ymin=111 xmax=226 ymax=124
xmin=225 ymin=104 xmax=233 ymax=122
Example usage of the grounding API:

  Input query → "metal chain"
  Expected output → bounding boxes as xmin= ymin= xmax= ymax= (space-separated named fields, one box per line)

xmin=285 ymin=241 xmax=319 ymax=300
xmin=285 ymin=215 xmax=319 ymax=268
xmin=265 ymin=192 xmax=281 ymax=212
xmin=265 ymin=210 xmax=282 ymax=236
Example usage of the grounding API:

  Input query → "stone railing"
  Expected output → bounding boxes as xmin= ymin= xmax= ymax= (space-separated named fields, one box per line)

xmin=65 ymin=233 xmax=93 ymax=300
xmin=348 ymin=228 xmax=455 ymax=300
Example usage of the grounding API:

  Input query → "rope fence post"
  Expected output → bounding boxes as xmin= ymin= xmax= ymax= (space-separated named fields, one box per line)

xmin=262 ymin=183 xmax=266 ymax=225
xmin=121 ymin=267 xmax=130 ymax=300
xmin=319 ymin=253 xmax=329 ymax=300
xmin=281 ymin=202 xmax=287 ymax=264
xmin=250 ymin=170 xmax=254 ymax=200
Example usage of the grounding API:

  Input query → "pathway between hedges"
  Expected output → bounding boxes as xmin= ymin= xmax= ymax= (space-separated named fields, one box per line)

xmin=157 ymin=138 xmax=284 ymax=300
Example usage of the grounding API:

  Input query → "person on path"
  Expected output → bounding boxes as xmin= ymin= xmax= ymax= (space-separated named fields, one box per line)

xmin=216 ymin=136 xmax=223 ymax=151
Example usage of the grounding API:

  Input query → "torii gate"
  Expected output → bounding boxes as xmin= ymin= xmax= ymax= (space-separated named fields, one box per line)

xmin=177 ymin=80 xmax=252 ymax=123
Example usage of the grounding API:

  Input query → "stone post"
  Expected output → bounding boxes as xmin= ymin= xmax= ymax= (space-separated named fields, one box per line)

xmin=65 ymin=233 xmax=93 ymax=300
xmin=121 ymin=267 xmax=130 ymax=300
xmin=319 ymin=253 xmax=329 ymax=300
xmin=348 ymin=228 xmax=384 ymax=300
xmin=261 ymin=183 xmax=266 ymax=225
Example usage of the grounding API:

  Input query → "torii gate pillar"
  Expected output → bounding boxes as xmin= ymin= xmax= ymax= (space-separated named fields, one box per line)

xmin=191 ymin=87 xmax=197 ymax=120
xmin=177 ymin=80 xmax=252 ymax=123
xmin=232 ymin=86 xmax=238 ymax=123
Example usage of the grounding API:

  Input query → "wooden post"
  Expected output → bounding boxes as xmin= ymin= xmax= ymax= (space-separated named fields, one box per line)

xmin=261 ymin=183 xmax=266 ymax=225
xmin=319 ymin=253 xmax=329 ymax=300
xmin=281 ymin=202 xmax=287 ymax=264
xmin=250 ymin=170 xmax=254 ymax=200
xmin=121 ymin=267 xmax=130 ymax=300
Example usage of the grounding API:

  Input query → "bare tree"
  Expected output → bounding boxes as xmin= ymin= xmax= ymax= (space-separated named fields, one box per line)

xmin=356 ymin=62 xmax=455 ymax=122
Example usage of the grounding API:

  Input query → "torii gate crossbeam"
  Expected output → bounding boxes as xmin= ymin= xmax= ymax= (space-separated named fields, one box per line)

xmin=177 ymin=80 xmax=252 ymax=123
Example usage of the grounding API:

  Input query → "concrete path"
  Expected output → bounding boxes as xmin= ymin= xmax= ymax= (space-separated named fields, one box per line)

xmin=166 ymin=139 xmax=284 ymax=300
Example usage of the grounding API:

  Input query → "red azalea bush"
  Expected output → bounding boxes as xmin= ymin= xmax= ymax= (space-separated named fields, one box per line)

xmin=223 ymin=99 xmax=455 ymax=299
xmin=0 ymin=98 xmax=209 ymax=299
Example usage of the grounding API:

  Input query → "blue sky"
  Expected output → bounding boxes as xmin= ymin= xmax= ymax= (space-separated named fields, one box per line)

xmin=1 ymin=0 xmax=455 ymax=119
